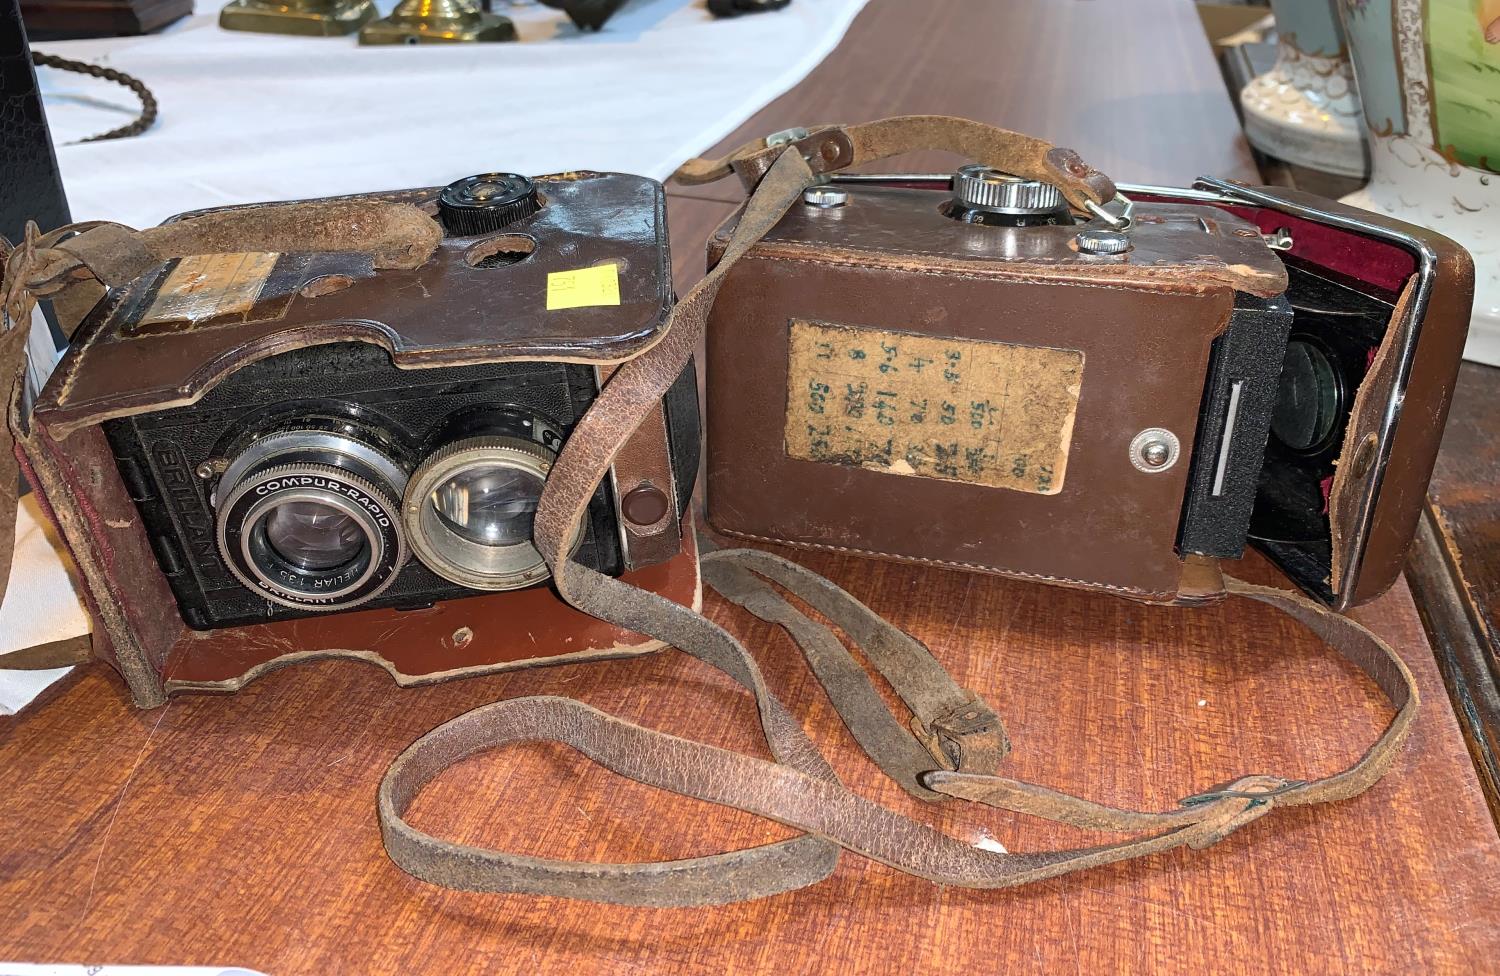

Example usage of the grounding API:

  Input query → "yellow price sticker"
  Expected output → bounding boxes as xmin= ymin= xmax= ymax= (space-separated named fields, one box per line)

xmin=546 ymin=263 xmax=621 ymax=310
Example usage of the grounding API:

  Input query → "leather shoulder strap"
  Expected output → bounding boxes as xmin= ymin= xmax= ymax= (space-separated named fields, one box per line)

xmin=673 ymin=114 xmax=1117 ymax=210
xmin=380 ymin=547 xmax=1416 ymax=905
xmin=377 ymin=119 xmax=1417 ymax=904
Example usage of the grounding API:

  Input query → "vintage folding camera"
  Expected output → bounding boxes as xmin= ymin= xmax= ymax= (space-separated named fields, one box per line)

xmin=704 ymin=164 xmax=1472 ymax=610
xmin=15 ymin=171 xmax=700 ymax=706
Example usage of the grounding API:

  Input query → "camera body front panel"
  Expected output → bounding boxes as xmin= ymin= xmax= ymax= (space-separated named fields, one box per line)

xmin=101 ymin=341 xmax=698 ymax=630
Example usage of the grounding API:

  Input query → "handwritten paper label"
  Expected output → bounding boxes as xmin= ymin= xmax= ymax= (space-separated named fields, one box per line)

xmin=139 ymin=252 xmax=279 ymax=328
xmin=785 ymin=320 xmax=1084 ymax=495
xmin=546 ymin=263 xmax=621 ymax=310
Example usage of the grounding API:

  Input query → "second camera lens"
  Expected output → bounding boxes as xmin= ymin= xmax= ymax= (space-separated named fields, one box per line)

xmin=431 ymin=463 xmax=544 ymax=547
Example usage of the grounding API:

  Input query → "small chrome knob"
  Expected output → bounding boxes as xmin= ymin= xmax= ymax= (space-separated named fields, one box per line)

xmin=802 ymin=185 xmax=849 ymax=208
xmin=1076 ymin=228 xmax=1131 ymax=255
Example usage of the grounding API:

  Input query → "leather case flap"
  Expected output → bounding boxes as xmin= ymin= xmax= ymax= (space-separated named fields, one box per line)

xmin=33 ymin=172 xmax=671 ymax=437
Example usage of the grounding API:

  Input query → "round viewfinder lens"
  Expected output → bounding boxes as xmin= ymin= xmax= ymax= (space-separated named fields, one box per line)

xmin=430 ymin=463 xmax=545 ymax=547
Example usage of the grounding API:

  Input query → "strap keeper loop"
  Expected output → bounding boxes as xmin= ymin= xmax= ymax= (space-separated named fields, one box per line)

xmin=732 ymin=127 xmax=855 ymax=193
xmin=914 ymin=693 xmax=1009 ymax=773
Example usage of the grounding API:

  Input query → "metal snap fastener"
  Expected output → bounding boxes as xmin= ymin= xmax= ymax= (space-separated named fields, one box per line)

xmin=622 ymin=484 xmax=671 ymax=526
xmin=1130 ymin=428 xmax=1180 ymax=473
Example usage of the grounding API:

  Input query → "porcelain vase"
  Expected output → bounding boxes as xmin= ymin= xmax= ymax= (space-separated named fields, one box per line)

xmin=1241 ymin=0 xmax=1369 ymax=178
xmin=1338 ymin=0 xmax=1500 ymax=365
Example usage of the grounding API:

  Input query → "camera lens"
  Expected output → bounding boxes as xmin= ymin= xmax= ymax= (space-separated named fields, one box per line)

xmin=1271 ymin=338 xmax=1343 ymax=454
xmin=430 ymin=463 xmax=545 ymax=547
xmin=264 ymin=500 xmax=368 ymax=571
xmin=214 ymin=431 xmax=408 ymax=611
xmin=404 ymin=433 xmax=559 ymax=591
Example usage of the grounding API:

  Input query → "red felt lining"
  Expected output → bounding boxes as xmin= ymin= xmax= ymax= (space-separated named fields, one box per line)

xmin=1134 ymin=195 xmax=1416 ymax=294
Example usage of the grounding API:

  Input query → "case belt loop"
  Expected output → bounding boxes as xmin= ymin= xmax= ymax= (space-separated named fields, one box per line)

xmin=911 ymin=693 xmax=1006 ymax=773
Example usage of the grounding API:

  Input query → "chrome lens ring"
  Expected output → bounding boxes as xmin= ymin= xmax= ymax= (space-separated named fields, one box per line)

xmin=217 ymin=460 xmax=406 ymax=611
xmin=216 ymin=430 xmax=409 ymax=509
xmin=403 ymin=435 xmax=555 ymax=591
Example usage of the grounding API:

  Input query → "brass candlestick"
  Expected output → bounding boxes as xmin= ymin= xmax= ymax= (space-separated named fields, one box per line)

xmin=359 ymin=0 xmax=517 ymax=44
xmin=219 ymin=0 xmax=377 ymax=36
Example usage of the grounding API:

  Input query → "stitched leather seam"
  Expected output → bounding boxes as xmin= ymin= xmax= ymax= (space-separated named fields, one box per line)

xmin=730 ymin=250 xmax=1231 ymax=294
xmin=713 ymin=526 xmax=1178 ymax=600
xmin=52 ymin=296 xmax=120 ymax=407
xmin=757 ymin=241 xmax=1236 ymax=272
xmin=166 ymin=187 xmax=439 ymax=223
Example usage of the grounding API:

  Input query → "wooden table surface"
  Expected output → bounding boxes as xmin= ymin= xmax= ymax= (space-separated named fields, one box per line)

xmin=1407 ymin=362 xmax=1500 ymax=822
xmin=5 ymin=1 xmax=1499 ymax=972
xmin=665 ymin=0 xmax=1257 ymax=290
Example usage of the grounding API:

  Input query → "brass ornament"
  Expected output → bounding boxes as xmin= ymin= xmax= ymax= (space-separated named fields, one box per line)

xmin=358 ymin=0 xmax=518 ymax=45
xmin=219 ymin=0 xmax=377 ymax=36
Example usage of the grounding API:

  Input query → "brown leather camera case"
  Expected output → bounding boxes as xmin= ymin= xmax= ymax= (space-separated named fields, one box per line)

xmin=704 ymin=182 xmax=1471 ymax=609
xmin=13 ymin=173 xmax=701 ymax=707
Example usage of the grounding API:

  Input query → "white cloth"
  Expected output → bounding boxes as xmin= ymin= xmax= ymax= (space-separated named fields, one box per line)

xmin=35 ymin=0 xmax=868 ymax=228
xmin=0 ymin=496 xmax=91 ymax=715
xmin=0 ymin=0 xmax=867 ymax=713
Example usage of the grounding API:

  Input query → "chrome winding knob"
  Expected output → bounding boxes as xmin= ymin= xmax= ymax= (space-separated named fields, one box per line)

xmin=953 ymin=164 xmax=1065 ymax=213
xmin=947 ymin=164 xmax=1072 ymax=226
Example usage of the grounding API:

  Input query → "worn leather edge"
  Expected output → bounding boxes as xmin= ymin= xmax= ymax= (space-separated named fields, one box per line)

xmin=11 ymin=389 xmax=165 ymax=707
xmin=708 ymin=524 xmax=1189 ymax=604
xmin=710 ymin=232 xmax=1287 ymax=300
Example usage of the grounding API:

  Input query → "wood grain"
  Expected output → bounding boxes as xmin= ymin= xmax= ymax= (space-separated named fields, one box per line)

xmin=1406 ymin=361 xmax=1500 ymax=822
xmin=667 ymin=0 xmax=1258 ymax=205
xmin=1 ymin=548 xmax=1497 ymax=973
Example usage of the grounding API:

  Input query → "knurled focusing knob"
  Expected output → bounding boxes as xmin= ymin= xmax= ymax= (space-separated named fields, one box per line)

xmin=947 ymin=164 xmax=1072 ymax=227
xmin=438 ymin=173 xmax=540 ymax=236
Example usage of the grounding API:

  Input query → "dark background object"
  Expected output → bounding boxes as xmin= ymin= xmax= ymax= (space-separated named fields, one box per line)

xmin=0 ymin=0 xmax=69 ymax=244
xmin=28 ymin=51 xmax=158 ymax=142
xmin=538 ymin=0 xmax=627 ymax=31
xmin=1406 ymin=364 xmax=1500 ymax=825
xmin=707 ymin=0 xmax=790 ymax=18
xmin=0 ymin=0 xmax=69 ymax=396
xmin=19 ymin=0 xmax=190 ymax=40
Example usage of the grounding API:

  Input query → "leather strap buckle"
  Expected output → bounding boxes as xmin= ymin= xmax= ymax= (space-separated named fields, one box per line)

xmin=915 ymin=694 xmax=1009 ymax=774
xmin=1179 ymin=775 xmax=1306 ymax=849
xmin=763 ymin=126 xmax=810 ymax=148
